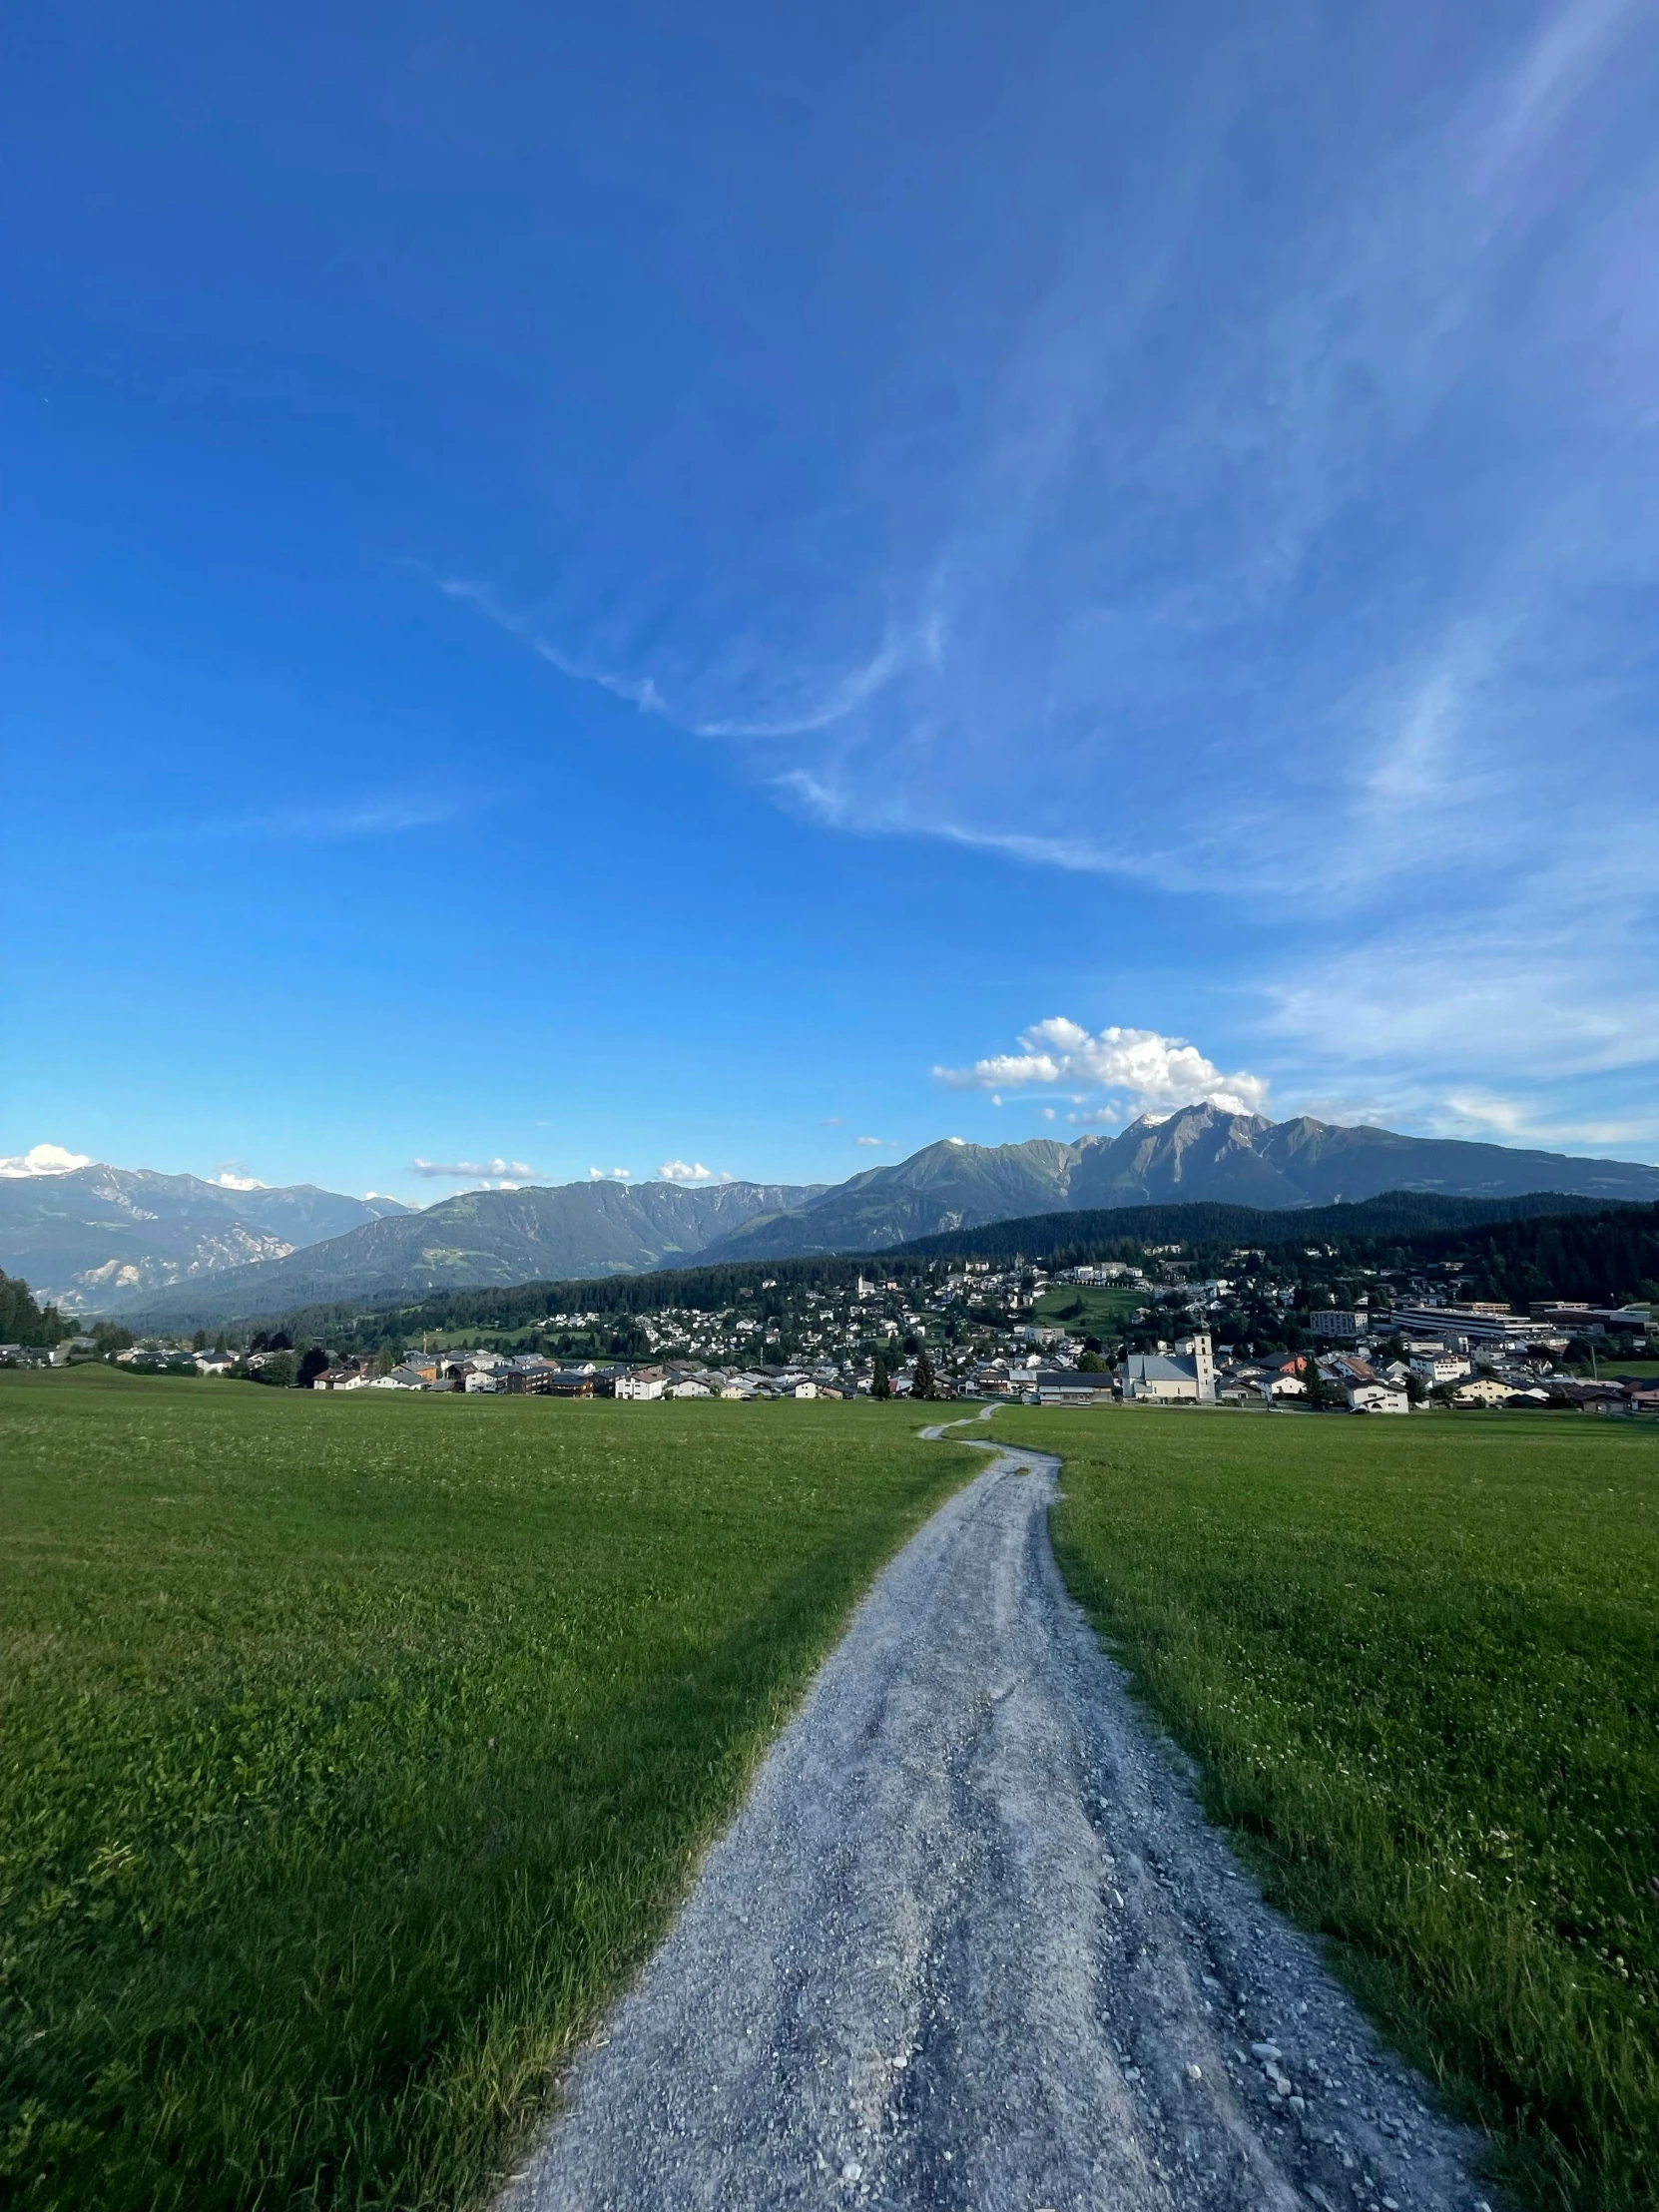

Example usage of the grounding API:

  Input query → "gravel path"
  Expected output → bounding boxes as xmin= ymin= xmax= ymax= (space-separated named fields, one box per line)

xmin=504 ymin=1428 xmax=1492 ymax=2212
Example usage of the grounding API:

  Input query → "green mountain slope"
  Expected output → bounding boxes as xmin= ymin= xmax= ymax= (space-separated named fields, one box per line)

xmin=697 ymin=1139 xmax=1081 ymax=1261
xmin=119 ymin=1177 xmax=825 ymax=1328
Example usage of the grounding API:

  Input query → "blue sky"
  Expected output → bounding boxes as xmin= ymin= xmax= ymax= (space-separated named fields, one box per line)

xmin=5 ymin=0 xmax=1658 ymax=1201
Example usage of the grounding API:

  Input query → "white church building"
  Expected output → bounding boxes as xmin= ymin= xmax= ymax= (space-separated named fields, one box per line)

xmin=1118 ymin=1332 xmax=1216 ymax=1403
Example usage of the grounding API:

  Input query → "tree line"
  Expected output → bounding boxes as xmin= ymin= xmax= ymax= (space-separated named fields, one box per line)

xmin=0 ymin=1271 xmax=75 ymax=1348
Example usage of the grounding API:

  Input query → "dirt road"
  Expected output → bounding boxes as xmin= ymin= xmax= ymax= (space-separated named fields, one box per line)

xmin=504 ymin=1435 xmax=1490 ymax=2212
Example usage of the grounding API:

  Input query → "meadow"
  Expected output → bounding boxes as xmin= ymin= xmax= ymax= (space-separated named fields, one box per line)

xmin=0 ymin=1371 xmax=972 ymax=2212
xmin=1029 ymin=1280 xmax=1145 ymax=1336
xmin=997 ymin=1403 xmax=1659 ymax=2212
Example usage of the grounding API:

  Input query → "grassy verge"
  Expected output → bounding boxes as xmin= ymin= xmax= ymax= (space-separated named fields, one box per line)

xmin=0 ymin=1372 xmax=971 ymax=2212
xmin=995 ymin=1404 xmax=1659 ymax=2211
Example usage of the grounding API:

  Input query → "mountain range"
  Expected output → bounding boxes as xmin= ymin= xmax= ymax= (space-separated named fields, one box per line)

xmin=22 ymin=1174 xmax=824 ymax=1323
xmin=0 ymin=1165 xmax=410 ymax=1310
xmin=692 ymin=1107 xmax=1659 ymax=1260
xmin=55 ymin=1104 xmax=1659 ymax=1330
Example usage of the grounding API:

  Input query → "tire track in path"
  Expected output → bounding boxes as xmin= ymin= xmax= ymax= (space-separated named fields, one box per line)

xmin=504 ymin=1426 xmax=1491 ymax=2212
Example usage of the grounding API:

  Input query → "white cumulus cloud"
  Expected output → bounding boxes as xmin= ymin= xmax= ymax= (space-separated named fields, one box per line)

xmin=660 ymin=1159 xmax=718 ymax=1182
xmin=0 ymin=1143 xmax=94 ymax=1178
xmin=935 ymin=1021 xmax=1271 ymax=1119
xmin=589 ymin=1166 xmax=634 ymax=1181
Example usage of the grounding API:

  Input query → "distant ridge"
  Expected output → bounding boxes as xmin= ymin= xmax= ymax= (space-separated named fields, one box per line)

xmin=103 ymin=1104 xmax=1659 ymax=1327
xmin=0 ymin=1163 xmax=409 ymax=1309
xmin=117 ymin=1175 xmax=827 ymax=1330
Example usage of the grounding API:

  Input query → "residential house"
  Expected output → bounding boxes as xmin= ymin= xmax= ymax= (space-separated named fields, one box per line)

xmin=501 ymin=1356 xmax=558 ymax=1393
xmin=1410 ymin=1351 xmax=1471 ymax=1387
xmin=1326 ymin=1353 xmax=1378 ymax=1384
xmin=1452 ymin=1378 xmax=1516 ymax=1407
xmin=1028 ymin=1372 xmax=1110 ymax=1405
xmin=542 ymin=1371 xmax=597 ymax=1397
xmin=1348 ymin=1382 xmax=1409 ymax=1414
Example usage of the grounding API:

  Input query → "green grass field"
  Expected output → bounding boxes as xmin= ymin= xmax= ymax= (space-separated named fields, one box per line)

xmin=0 ymin=1371 xmax=972 ymax=2212
xmin=997 ymin=1403 xmax=1659 ymax=2212
xmin=1029 ymin=1282 xmax=1145 ymax=1335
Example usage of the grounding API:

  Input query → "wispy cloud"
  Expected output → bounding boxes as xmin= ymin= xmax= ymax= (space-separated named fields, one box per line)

xmin=434 ymin=576 xmax=673 ymax=717
xmin=434 ymin=572 xmax=912 ymax=742
xmin=418 ymin=1 xmax=1659 ymax=1135
xmin=1477 ymin=0 xmax=1646 ymax=187
xmin=136 ymin=804 xmax=455 ymax=843
xmin=410 ymin=1156 xmax=538 ymax=1181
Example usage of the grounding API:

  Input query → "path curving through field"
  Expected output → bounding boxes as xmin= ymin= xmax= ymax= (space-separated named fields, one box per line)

xmin=504 ymin=1424 xmax=1489 ymax=2212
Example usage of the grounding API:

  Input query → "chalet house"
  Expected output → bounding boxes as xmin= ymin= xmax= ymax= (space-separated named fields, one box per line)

xmin=1453 ymin=1377 xmax=1517 ymax=1406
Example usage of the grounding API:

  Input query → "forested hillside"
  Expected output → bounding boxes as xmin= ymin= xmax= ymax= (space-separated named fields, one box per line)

xmin=897 ymin=1189 xmax=1636 ymax=1261
xmin=210 ymin=1192 xmax=1657 ymax=1358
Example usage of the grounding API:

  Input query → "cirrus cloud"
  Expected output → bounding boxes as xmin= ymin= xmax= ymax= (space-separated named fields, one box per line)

xmin=410 ymin=1156 xmax=538 ymax=1181
xmin=935 ymin=1020 xmax=1271 ymax=1119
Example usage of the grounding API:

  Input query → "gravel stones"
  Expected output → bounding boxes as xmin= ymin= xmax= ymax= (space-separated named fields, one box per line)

xmin=503 ymin=1443 xmax=1491 ymax=2212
